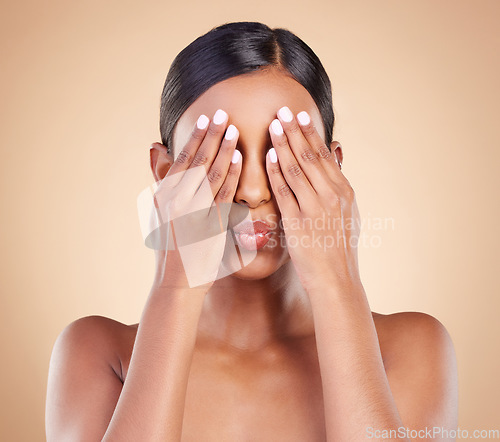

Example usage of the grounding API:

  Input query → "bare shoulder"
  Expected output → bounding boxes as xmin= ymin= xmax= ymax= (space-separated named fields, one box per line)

xmin=46 ymin=316 xmax=139 ymax=440
xmin=372 ymin=309 xmax=450 ymax=334
xmin=56 ymin=315 xmax=137 ymax=381
xmin=60 ymin=314 xmax=135 ymax=344
xmin=371 ymin=311 xmax=456 ymax=366
xmin=370 ymin=310 xmax=458 ymax=430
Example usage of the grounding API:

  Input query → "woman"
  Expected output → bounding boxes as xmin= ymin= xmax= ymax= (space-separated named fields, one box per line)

xmin=45 ymin=21 xmax=458 ymax=441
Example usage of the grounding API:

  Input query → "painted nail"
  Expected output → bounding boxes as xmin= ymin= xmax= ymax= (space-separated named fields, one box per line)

xmin=213 ymin=109 xmax=228 ymax=125
xmin=278 ymin=106 xmax=293 ymax=123
xmin=268 ymin=148 xmax=278 ymax=163
xmin=271 ymin=119 xmax=283 ymax=136
xmin=231 ymin=149 xmax=241 ymax=164
xmin=297 ymin=111 xmax=310 ymax=126
xmin=197 ymin=114 xmax=209 ymax=130
xmin=225 ymin=124 xmax=237 ymax=140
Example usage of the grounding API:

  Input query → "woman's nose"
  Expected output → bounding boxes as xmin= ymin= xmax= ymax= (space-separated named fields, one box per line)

xmin=234 ymin=156 xmax=272 ymax=209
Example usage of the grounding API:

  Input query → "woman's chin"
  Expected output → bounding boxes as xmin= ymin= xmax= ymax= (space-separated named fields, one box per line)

xmin=215 ymin=230 xmax=289 ymax=281
xmin=221 ymin=247 xmax=289 ymax=280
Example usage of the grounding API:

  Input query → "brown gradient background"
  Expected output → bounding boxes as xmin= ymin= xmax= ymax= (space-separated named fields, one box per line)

xmin=1 ymin=0 xmax=499 ymax=439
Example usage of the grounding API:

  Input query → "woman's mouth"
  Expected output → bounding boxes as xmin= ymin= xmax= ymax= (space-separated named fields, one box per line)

xmin=232 ymin=220 xmax=272 ymax=251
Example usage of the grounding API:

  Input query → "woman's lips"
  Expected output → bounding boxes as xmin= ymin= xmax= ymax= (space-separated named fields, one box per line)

xmin=232 ymin=220 xmax=272 ymax=251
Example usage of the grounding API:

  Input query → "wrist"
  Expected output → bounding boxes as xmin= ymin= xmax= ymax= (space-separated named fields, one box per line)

xmin=148 ymin=282 xmax=210 ymax=301
xmin=304 ymin=272 xmax=365 ymax=298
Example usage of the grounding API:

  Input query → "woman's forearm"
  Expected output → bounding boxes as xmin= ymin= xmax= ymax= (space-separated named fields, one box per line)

xmin=308 ymin=280 xmax=408 ymax=441
xmin=102 ymin=285 xmax=206 ymax=441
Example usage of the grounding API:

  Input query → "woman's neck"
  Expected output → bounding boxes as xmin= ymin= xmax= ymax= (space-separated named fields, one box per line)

xmin=196 ymin=261 xmax=316 ymax=353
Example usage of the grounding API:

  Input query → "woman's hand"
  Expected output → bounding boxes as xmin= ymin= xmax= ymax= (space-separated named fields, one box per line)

xmin=265 ymin=106 xmax=362 ymax=292
xmin=150 ymin=109 xmax=243 ymax=290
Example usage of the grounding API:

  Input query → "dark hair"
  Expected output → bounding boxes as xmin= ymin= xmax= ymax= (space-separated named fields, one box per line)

xmin=160 ymin=21 xmax=334 ymax=154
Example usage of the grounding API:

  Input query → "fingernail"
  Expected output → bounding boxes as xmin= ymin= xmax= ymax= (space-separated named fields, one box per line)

xmin=278 ymin=106 xmax=293 ymax=122
xmin=225 ymin=124 xmax=237 ymax=140
xmin=197 ymin=114 xmax=209 ymax=130
xmin=231 ymin=149 xmax=241 ymax=164
xmin=297 ymin=111 xmax=310 ymax=126
xmin=271 ymin=119 xmax=283 ymax=136
xmin=268 ymin=148 xmax=277 ymax=163
xmin=213 ymin=109 xmax=228 ymax=125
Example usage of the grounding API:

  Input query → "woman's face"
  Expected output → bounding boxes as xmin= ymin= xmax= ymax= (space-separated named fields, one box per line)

xmin=171 ymin=67 xmax=331 ymax=280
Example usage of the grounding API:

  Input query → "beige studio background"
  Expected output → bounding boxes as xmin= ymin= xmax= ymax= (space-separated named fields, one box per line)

xmin=1 ymin=0 xmax=499 ymax=439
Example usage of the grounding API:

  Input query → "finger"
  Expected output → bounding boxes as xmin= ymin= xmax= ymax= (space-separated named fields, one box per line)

xmin=191 ymin=132 xmax=242 ymax=211
xmin=155 ymin=109 xmax=229 ymax=222
xmin=169 ymin=146 xmax=242 ymax=270
xmin=212 ymin=148 xmax=243 ymax=223
xmin=265 ymin=147 xmax=300 ymax=218
xmin=177 ymin=108 xmax=230 ymax=201
xmin=188 ymin=109 xmax=229 ymax=173
xmin=295 ymin=110 xmax=347 ymax=185
xmin=164 ymin=113 xmax=211 ymax=186
xmin=276 ymin=106 xmax=331 ymax=193
xmin=269 ymin=118 xmax=316 ymax=210
xmin=153 ymin=113 xmax=211 ymax=220
xmin=204 ymin=124 xmax=240 ymax=199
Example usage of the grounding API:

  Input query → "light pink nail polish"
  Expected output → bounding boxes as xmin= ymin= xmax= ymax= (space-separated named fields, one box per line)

xmin=268 ymin=148 xmax=278 ymax=163
xmin=297 ymin=111 xmax=310 ymax=126
xmin=278 ymin=106 xmax=293 ymax=123
xmin=197 ymin=114 xmax=209 ymax=129
xmin=271 ymin=119 xmax=283 ymax=136
xmin=231 ymin=149 xmax=241 ymax=164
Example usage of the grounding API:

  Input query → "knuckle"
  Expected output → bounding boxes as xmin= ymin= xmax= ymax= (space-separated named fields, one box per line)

xmin=207 ymin=167 xmax=222 ymax=184
xmin=287 ymin=123 xmax=301 ymax=135
xmin=270 ymin=165 xmax=282 ymax=174
xmin=217 ymin=185 xmax=232 ymax=201
xmin=192 ymin=153 xmax=208 ymax=166
xmin=300 ymin=149 xmax=317 ymax=162
xmin=317 ymin=145 xmax=332 ymax=160
xmin=192 ymin=127 xmax=206 ymax=141
xmin=207 ymin=123 xmax=223 ymax=137
xmin=288 ymin=163 xmax=302 ymax=177
xmin=301 ymin=124 xmax=316 ymax=137
xmin=278 ymin=183 xmax=292 ymax=197
xmin=176 ymin=150 xmax=191 ymax=164
xmin=220 ymin=140 xmax=233 ymax=153
xmin=274 ymin=137 xmax=289 ymax=148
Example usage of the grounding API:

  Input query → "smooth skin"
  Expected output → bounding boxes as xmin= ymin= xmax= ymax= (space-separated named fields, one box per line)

xmin=45 ymin=67 xmax=458 ymax=441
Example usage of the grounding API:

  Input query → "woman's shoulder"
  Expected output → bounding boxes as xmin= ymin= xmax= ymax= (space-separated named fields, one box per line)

xmin=61 ymin=314 xmax=136 ymax=342
xmin=372 ymin=310 xmax=450 ymax=335
xmin=371 ymin=310 xmax=455 ymax=371
xmin=56 ymin=315 xmax=137 ymax=381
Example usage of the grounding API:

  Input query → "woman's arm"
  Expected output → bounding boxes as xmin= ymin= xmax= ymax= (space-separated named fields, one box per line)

xmin=308 ymin=281 xmax=406 ymax=439
xmin=307 ymin=281 xmax=458 ymax=441
xmin=264 ymin=106 xmax=458 ymax=441
xmin=102 ymin=285 xmax=207 ymax=441
xmin=46 ymin=111 xmax=243 ymax=441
